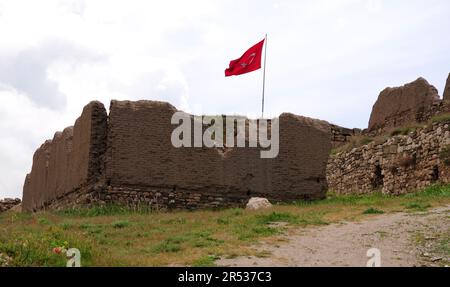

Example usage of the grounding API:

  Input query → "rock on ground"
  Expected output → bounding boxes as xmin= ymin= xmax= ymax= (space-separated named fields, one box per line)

xmin=246 ymin=198 xmax=273 ymax=211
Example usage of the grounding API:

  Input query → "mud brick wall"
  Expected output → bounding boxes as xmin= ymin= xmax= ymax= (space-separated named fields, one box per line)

xmin=23 ymin=100 xmax=331 ymax=211
xmin=368 ymin=78 xmax=441 ymax=133
xmin=104 ymin=101 xmax=331 ymax=209
xmin=331 ymin=124 xmax=362 ymax=148
xmin=327 ymin=120 xmax=450 ymax=195
xmin=22 ymin=102 xmax=107 ymax=212
xmin=444 ymin=73 xmax=450 ymax=103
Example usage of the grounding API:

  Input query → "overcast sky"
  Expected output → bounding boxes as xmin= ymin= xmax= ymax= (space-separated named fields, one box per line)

xmin=1 ymin=0 xmax=450 ymax=199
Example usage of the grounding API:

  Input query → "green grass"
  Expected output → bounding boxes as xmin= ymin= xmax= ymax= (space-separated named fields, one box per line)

xmin=191 ymin=255 xmax=219 ymax=267
xmin=111 ymin=220 xmax=130 ymax=229
xmin=330 ymin=134 xmax=390 ymax=156
xmin=437 ymin=237 xmax=450 ymax=257
xmin=431 ymin=113 xmax=450 ymax=123
xmin=440 ymin=145 xmax=450 ymax=166
xmin=255 ymin=212 xmax=300 ymax=225
xmin=389 ymin=123 xmax=424 ymax=137
xmin=56 ymin=204 xmax=154 ymax=217
xmin=403 ymin=202 xmax=432 ymax=212
xmin=362 ymin=207 xmax=385 ymax=215
xmin=1 ymin=184 xmax=449 ymax=266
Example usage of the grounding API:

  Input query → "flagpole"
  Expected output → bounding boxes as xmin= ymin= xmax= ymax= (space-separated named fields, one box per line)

xmin=261 ymin=34 xmax=267 ymax=118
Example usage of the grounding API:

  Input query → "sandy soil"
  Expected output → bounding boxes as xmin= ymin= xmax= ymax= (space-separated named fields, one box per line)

xmin=217 ymin=205 xmax=450 ymax=267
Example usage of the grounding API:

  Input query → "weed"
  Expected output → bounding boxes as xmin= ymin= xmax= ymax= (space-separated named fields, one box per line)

xmin=431 ymin=113 xmax=450 ymax=124
xmin=59 ymin=222 xmax=73 ymax=230
xmin=191 ymin=255 xmax=219 ymax=267
xmin=404 ymin=202 xmax=431 ymax=211
xmin=363 ymin=208 xmax=385 ymax=215
xmin=256 ymin=212 xmax=299 ymax=225
xmin=217 ymin=217 xmax=231 ymax=225
xmin=439 ymin=146 xmax=450 ymax=166
xmin=37 ymin=218 xmax=51 ymax=225
xmin=111 ymin=220 xmax=130 ymax=229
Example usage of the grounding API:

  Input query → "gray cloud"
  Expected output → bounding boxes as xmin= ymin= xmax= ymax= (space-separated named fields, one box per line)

xmin=0 ymin=39 xmax=105 ymax=109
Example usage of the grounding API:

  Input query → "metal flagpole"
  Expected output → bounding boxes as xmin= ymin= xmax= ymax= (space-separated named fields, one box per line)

xmin=261 ymin=34 xmax=267 ymax=119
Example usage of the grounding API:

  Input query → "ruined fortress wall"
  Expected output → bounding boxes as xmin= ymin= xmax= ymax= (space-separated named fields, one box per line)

xmin=22 ymin=102 xmax=107 ymax=212
xmin=327 ymin=120 xmax=450 ymax=195
xmin=103 ymin=101 xmax=331 ymax=209
xmin=368 ymin=78 xmax=441 ymax=133
xmin=444 ymin=74 xmax=450 ymax=103
xmin=23 ymin=100 xmax=331 ymax=211
xmin=330 ymin=124 xmax=362 ymax=148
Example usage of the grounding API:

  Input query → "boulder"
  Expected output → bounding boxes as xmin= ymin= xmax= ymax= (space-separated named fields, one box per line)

xmin=246 ymin=197 xmax=273 ymax=210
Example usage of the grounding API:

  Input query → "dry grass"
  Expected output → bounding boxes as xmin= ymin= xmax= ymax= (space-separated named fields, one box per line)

xmin=1 ymin=184 xmax=450 ymax=267
xmin=331 ymin=134 xmax=385 ymax=155
xmin=431 ymin=113 xmax=450 ymax=124
xmin=331 ymin=122 xmax=428 ymax=156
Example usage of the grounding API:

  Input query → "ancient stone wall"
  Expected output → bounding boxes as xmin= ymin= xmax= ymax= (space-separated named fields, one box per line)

xmin=327 ymin=120 xmax=450 ymax=195
xmin=23 ymin=100 xmax=331 ymax=211
xmin=330 ymin=124 xmax=362 ymax=148
xmin=0 ymin=198 xmax=21 ymax=213
xmin=22 ymin=102 xmax=107 ymax=212
xmin=368 ymin=78 xmax=441 ymax=133
xmin=444 ymin=74 xmax=450 ymax=103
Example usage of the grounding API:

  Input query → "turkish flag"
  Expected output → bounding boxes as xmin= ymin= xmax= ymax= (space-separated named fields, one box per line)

xmin=225 ymin=39 xmax=265 ymax=77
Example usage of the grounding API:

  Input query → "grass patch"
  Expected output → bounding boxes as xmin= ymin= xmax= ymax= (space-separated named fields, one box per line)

xmin=37 ymin=218 xmax=51 ymax=225
xmin=431 ymin=113 xmax=450 ymax=123
xmin=152 ymin=240 xmax=183 ymax=253
xmin=319 ymin=191 xmax=387 ymax=206
xmin=331 ymin=134 xmax=389 ymax=156
xmin=362 ymin=207 xmax=385 ymax=215
xmin=389 ymin=123 xmax=422 ymax=137
xmin=80 ymin=223 xmax=104 ymax=235
xmin=439 ymin=145 xmax=450 ymax=166
xmin=404 ymin=184 xmax=450 ymax=198
xmin=191 ymin=255 xmax=219 ymax=267
xmin=59 ymin=221 xmax=74 ymax=230
xmin=111 ymin=220 xmax=130 ymax=229
xmin=0 ymin=227 xmax=96 ymax=267
xmin=437 ymin=237 xmax=450 ymax=257
xmin=404 ymin=202 xmax=432 ymax=211
xmin=256 ymin=212 xmax=299 ymax=225
xmin=56 ymin=204 xmax=153 ymax=217
xmin=160 ymin=218 xmax=186 ymax=225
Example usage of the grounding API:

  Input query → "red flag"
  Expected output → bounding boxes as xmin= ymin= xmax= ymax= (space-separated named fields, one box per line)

xmin=225 ymin=39 xmax=265 ymax=77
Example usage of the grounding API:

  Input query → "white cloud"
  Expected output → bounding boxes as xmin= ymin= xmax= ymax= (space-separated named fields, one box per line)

xmin=1 ymin=0 xmax=450 ymax=198
xmin=0 ymin=87 xmax=62 ymax=199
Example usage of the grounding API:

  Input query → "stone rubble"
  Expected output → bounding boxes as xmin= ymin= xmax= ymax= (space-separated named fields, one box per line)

xmin=0 ymin=198 xmax=21 ymax=213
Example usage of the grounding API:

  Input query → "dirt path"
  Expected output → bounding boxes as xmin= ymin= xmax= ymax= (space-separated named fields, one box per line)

xmin=217 ymin=205 xmax=450 ymax=267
